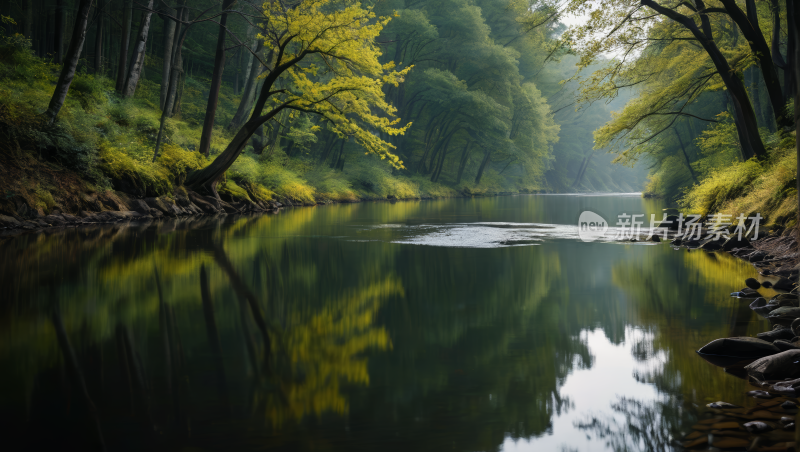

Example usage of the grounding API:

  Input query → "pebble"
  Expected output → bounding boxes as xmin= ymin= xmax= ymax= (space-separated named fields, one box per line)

xmin=743 ymin=420 xmax=773 ymax=433
xmin=708 ymin=401 xmax=739 ymax=409
xmin=781 ymin=400 xmax=798 ymax=409
xmin=747 ymin=390 xmax=776 ymax=399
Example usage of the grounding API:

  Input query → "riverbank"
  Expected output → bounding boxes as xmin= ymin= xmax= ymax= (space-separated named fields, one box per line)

xmin=663 ymin=218 xmax=800 ymax=449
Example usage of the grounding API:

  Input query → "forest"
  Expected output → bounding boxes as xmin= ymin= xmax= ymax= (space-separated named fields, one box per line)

xmin=0 ymin=0 xmax=650 ymax=218
xmin=0 ymin=0 xmax=797 ymax=225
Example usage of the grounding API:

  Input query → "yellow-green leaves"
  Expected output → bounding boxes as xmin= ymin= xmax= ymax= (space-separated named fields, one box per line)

xmin=260 ymin=0 xmax=412 ymax=168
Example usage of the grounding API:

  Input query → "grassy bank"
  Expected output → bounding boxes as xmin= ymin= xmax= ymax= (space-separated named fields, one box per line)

xmin=678 ymin=133 xmax=797 ymax=231
xmin=0 ymin=36 xmax=535 ymax=218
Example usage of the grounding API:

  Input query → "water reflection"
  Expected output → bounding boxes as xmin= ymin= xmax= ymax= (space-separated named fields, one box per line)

xmin=0 ymin=195 xmax=771 ymax=451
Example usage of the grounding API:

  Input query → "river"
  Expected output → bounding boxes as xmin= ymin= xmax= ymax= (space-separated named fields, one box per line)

xmin=0 ymin=193 xmax=773 ymax=451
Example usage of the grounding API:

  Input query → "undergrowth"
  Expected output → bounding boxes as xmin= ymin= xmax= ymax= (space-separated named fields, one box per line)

xmin=680 ymin=136 xmax=798 ymax=226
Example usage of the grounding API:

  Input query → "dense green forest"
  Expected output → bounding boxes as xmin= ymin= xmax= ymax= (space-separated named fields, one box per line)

xmin=0 ymin=0 xmax=648 ymax=217
xmin=0 ymin=0 xmax=798 ymax=225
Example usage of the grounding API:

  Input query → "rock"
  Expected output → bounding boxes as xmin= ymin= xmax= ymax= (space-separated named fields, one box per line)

xmin=743 ymin=421 xmax=773 ymax=433
xmin=764 ymin=281 xmax=774 ymax=288
xmin=780 ymin=417 xmax=794 ymax=426
xmin=60 ymin=213 xmax=82 ymax=224
xmin=709 ymin=437 xmax=749 ymax=449
xmin=746 ymin=278 xmax=762 ymax=290
xmin=774 ymin=340 xmax=800 ymax=351
xmin=707 ymin=401 xmax=740 ymax=409
xmin=722 ymin=235 xmax=751 ymax=251
xmin=646 ymin=234 xmax=661 ymax=242
xmin=671 ymin=238 xmax=682 ymax=246
xmin=745 ymin=349 xmax=800 ymax=380
xmin=0 ymin=214 xmax=21 ymax=228
xmin=145 ymin=197 xmax=174 ymax=216
xmin=697 ymin=337 xmax=782 ymax=364
xmin=783 ymin=423 xmax=795 ymax=430
xmin=161 ymin=201 xmax=184 ymax=217
xmin=781 ymin=400 xmax=798 ymax=409
xmin=774 ymin=278 xmax=796 ymax=292
xmin=767 ymin=307 xmax=800 ymax=325
xmin=747 ymin=390 xmax=776 ymax=399
xmin=41 ymin=215 xmax=66 ymax=226
xmin=758 ymin=325 xmax=796 ymax=343
xmin=700 ymin=240 xmax=722 ymax=250
xmin=778 ymin=298 xmax=799 ymax=307
xmin=749 ymin=250 xmax=768 ymax=262
xmin=218 ymin=200 xmax=240 ymax=214
xmin=751 ymin=297 xmax=768 ymax=308
xmin=187 ymin=191 xmax=219 ymax=214
xmin=128 ymin=199 xmax=152 ymax=215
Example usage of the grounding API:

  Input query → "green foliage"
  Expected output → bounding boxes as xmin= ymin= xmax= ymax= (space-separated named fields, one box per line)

xmin=98 ymin=145 xmax=173 ymax=196
xmin=680 ymin=159 xmax=763 ymax=216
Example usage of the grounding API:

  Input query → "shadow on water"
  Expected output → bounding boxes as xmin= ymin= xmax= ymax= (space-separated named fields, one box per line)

xmin=0 ymin=195 xmax=774 ymax=451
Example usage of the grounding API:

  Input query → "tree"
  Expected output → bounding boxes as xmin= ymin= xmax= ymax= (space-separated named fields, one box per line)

xmin=115 ymin=0 xmax=133 ymax=93
xmin=183 ymin=0 xmax=411 ymax=197
xmin=44 ymin=0 xmax=95 ymax=125
xmin=123 ymin=0 xmax=155 ymax=98
xmin=198 ymin=0 xmax=236 ymax=157
xmin=562 ymin=0 xmax=785 ymax=161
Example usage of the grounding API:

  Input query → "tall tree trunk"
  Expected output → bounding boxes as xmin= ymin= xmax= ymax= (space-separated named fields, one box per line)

xmin=152 ymin=4 xmax=186 ymax=161
xmin=455 ymin=141 xmax=472 ymax=185
xmin=23 ymin=0 xmax=32 ymax=38
xmin=44 ymin=0 xmax=94 ymax=125
xmin=234 ymin=48 xmax=241 ymax=94
xmin=115 ymin=0 xmax=132 ymax=93
xmin=642 ymin=0 xmax=768 ymax=159
xmin=46 ymin=8 xmax=53 ymax=57
xmin=54 ymin=0 xmax=64 ymax=63
xmin=474 ymin=149 xmax=492 ymax=185
xmin=93 ymin=5 xmax=103 ymax=74
xmin=159 ymin=4 xmax=176 ymax=109
xmin=674 ymin=129 xmax=699 ymax=184
xmin=198 ymin=0 xmax=235 ymax=157
xmin=787 ymin=0 xmax=797 ymax=104
xmin=431 ymin=133 xmax=455 ymax=182
xmin=791 ymin=0 xmax=800 ymax=246
xmin=748 ymin=67 xmax=772 ymax=131
xmin=330 ymin=138 xmax=346 ymax=169
xmin=721 ymin=0 xmax=790 ymax=130
xmin=123 ymin=0 xmax=154 ymax=98
xmin=228 ymin=36 xmax=261 ymax=131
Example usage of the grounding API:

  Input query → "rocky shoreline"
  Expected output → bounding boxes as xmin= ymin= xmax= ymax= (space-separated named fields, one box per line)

xmin=0 ymin=187 xmax=548 ymax=236
xmin=662 ymin=219 xmax=800 ymax=450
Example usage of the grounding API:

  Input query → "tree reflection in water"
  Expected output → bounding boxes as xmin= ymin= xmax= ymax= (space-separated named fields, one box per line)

xmin=574 ymin=396 xmax=690 ymax=452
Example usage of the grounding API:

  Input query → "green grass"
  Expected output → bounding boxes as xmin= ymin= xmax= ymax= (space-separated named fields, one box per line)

xmin=680 ymin=136 xmax=797 ymax=226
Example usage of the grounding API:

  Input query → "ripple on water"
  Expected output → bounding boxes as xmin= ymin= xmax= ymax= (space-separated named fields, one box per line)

xmin=357 ymin=222 xmax=660 ymax=248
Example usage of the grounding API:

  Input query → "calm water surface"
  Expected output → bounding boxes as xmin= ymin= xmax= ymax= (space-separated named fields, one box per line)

xmin=0 ymin=194 xmax=772 ymax=451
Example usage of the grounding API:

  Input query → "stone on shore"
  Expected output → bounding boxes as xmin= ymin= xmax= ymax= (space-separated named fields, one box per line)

xmin=745 ymin=278 xmax=762 ymax=290
xmin=743 ymin=421 xmax=773 ymax=433
xmin=697 ymin=337 xmax=781 ymax=360
xmin=745 ymin=349 xmax=800 ymax=380
xmin=757 ymin=325 xmax=796 ymax=343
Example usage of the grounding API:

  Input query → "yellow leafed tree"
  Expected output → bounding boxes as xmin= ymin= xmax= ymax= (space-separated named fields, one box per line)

xmin=185 ymin=0 xmax=412 ymax=196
